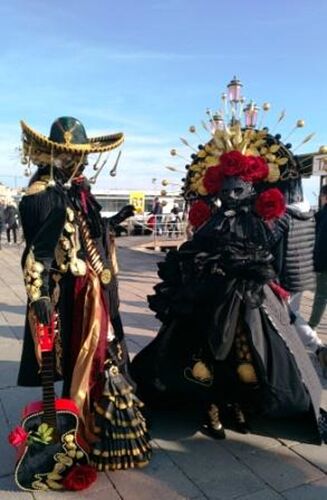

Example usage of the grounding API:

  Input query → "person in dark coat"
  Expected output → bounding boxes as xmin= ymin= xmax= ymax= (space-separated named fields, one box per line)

xmin=4 ymin=202 xmax=19 ymax=244
xmin=309 ymin=185 xmax=327 ymax=352
xmin=273 ymin=178 xmax=326 ymax=367
xmin=0 ymin=199 xmax=5 ymax=249
xmin=152 ymin=196 xmax=163 ymax=235
xmin=15 ymin=117 xmax=151 ymax=487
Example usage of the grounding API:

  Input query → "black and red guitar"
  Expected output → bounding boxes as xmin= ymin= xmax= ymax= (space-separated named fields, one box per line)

xmin=14 ymin=315 xmax=89 ymax=492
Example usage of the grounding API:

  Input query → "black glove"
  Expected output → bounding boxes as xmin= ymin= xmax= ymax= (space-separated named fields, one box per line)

xmin=31 ymin=298 xmax=53 ymax=325
xmin=109 ymin=205 xmax=135 ymax=227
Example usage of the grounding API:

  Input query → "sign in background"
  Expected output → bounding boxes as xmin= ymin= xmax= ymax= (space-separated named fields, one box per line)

xmin=312 ymin=155 xmax=327 ymax=176
xmin=129 ymin=191 xmax=145 ymax=213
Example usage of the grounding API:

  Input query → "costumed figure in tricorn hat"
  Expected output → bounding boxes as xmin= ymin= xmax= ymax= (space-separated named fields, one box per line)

xmin=10 ymin=117 xmax=151 ymax=492
xmin=131 ymin=78 xmax=327 ymax=443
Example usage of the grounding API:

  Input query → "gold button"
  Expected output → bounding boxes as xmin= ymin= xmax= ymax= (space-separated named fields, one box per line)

xmin=100 ymin=268 xmax=111 ymax=284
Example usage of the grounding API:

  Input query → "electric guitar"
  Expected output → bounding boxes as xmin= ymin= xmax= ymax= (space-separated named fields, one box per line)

xmin=15 ymin=315 xmax=89 ymax=492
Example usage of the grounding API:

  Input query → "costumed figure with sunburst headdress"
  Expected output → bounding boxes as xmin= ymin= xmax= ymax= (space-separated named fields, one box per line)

xmin=131 ymin=78 xmax=327 ymax=443
xmin=13 ymin=117 xmax=151 ymax=491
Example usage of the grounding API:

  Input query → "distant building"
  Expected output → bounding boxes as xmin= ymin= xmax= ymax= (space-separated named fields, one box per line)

xmin=0 ymin=183 xmax=19 ymax=204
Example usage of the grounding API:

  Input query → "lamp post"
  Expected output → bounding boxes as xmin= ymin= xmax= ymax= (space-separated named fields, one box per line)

xmin=227 ymin=76 xmax=243 ymax=102
xmin=227 ymin=76 xmax=243 ymax=125
xmin=243 ymin=101 xmax=260 ymax=128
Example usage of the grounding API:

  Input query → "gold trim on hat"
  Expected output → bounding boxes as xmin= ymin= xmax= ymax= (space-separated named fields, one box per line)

xmin=20 ymin=120 xmax=124 ymax=155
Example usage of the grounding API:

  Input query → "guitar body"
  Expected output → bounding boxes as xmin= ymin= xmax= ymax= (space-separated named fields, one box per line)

xmin=15 ymin=399 xmax=89 ymax=492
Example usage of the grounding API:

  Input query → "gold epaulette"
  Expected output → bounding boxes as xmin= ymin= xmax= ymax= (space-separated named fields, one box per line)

xmin=25 ymin=178 xmax=49 ymax=196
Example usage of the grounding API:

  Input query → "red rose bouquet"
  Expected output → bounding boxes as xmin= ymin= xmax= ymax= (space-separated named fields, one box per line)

xmin=188 ymin=200 xmax=211 ymax=228
xmin=63 ymin=464 xmax=97 ymax=491
xmin=255 ymin=188 xmax=285 ymax=220
xmin=8 ymin=426 xmax=29 ymax=447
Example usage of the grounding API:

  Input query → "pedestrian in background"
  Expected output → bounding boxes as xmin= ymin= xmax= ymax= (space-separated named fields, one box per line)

xmin=309 ymin=184 xmax=327 ymax=337
xmin=166 ymin=204 xmax=181 ymax=238
xmin=274 ymin=179 xmax=323 ymax=347
xmin=0 ymin=199 xmax=5 ymax=250
xmin=152 ymin=196 xmax=163 ymax=235
xmin=4 ymin=201 xmax=19 ymax=244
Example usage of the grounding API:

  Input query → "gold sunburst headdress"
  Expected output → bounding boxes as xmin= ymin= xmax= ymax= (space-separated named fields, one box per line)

xmin=165 ymin=77 xmax=324 ymax=202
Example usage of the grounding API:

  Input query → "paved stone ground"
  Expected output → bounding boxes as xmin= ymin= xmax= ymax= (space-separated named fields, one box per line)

xmin=0 ymin=239 xmax=326 ymax=499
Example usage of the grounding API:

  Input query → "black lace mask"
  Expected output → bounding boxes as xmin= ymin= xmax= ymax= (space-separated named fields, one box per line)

xmin=219 ymin=176 xmax=254 ymax=210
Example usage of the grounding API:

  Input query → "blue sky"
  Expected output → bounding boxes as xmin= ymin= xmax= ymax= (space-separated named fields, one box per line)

xmin=0 ymin=0 xmax=326 ymax=203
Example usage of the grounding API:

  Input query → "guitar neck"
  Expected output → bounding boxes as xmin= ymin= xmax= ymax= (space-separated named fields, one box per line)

xmin=40 ymin=350 xmax=57 ymax=430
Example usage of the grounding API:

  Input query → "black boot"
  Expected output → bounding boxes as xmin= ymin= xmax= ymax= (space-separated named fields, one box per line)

xmin=202 ymin=403 xmax=226 ymax=439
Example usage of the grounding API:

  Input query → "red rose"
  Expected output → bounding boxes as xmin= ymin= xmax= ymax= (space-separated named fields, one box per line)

xmin=255 ymin=188 xmax=285 ymax=220
xmin=219 ymin=151 xmax=245 ymax=177
xmin=188 ymin=200 xmax=211 ymax=228
xmin=203 ymin=166 xmax=223 ymax=194
xmin=8 ymin=426 xmax=29 ymax=447
xmin=241 ymin=156 xmax=269 ymax=183
xmin=63 ymin=464 xmax=97 ymax=491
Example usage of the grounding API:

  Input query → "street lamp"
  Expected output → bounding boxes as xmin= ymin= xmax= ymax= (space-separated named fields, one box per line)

xmin=243 ymin=101 xmax=260 ymax=128
xmin=227 ymin=76 xmax=243 ymax=102
xmin=227 ymin=76 xmax=243 ymax=125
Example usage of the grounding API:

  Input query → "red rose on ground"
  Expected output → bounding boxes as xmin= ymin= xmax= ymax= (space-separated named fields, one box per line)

xmin=8 ymin=426 xmax=29 ymax=447
xmin=203 ymin=166 xmax=223 ymax=194
xmin=219 ymin=151 xmax=245 ymax=177
xmin=188 ymin=200 xmax=211 ymax=228
xmin=63 ymin=464 xmax=97 ymax=491
xmin=255 ymin=188 xmax=285 ymax=220
xmin=241 ymin=156 xmax=269 ymax=183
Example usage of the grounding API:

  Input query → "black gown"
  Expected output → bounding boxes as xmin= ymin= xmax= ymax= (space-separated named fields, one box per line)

xmin=131 ymin=206 xmax=326 ymax=441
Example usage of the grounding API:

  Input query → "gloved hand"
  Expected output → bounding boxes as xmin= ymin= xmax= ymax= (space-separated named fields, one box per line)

xmin=118 ymin=204 xmax=136 ymax=220
xmin=31 ymin=298 xmax=53 ymax=325
xmin=109 ymin=205 xmax=136 ymax=227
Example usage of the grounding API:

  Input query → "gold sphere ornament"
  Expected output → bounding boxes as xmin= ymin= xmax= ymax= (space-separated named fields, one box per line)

xmin=192 ymin=361 xmax=213 ymax=382
xmin=160 ymin=189 xmax=167 ymax=196
xmin=237 ymin=363 xmax=258 ymax=384
xmin=170 ymin=149 xmax=177 ymax=156
xmin=296 ymin=119 xmax=305 ymax=128
xmin=162 ymin=179 xmax=169 ymax=186
xmin=319 ymin=145 xmax=327 ymax=154
xmin=262 ymin=102 xmax=271 ymax=111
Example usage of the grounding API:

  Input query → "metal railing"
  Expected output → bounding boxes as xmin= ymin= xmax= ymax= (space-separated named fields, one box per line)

xmin=122 ymin=214 xmax=187 ymax=245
